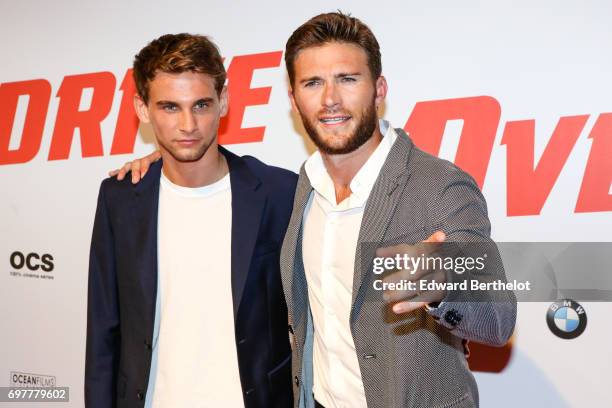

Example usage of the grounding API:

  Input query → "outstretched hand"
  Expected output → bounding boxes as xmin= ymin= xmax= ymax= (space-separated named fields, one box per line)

xmin=376 ymin=231 xmax=447 ymax=314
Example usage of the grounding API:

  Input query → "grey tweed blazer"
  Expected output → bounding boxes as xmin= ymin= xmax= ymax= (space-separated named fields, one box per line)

xmin=280 ymin=129 xmax=517 ymax=408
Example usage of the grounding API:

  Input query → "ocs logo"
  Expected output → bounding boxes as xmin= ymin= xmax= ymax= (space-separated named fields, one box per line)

xmin=546 ymin=299 xmax=587 ymax=339
xmin=10 ymin=251 xmax=54 ymax=272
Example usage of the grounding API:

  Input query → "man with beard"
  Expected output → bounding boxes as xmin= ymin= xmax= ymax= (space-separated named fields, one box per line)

xmin=280 ymin=13 xmax=516 ymax=408
xmin=114 ymin=12 xmax=516 ymax=408
xmin=87 ymin=34 xmax=294 ymax=407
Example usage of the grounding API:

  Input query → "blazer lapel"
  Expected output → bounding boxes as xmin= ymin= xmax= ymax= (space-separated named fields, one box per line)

xmin=130 ymin=160 xmax=163 ymax=331
xmin=280 ymin=165 xmax=313 ymax=328
xmin=220 ymin=147 xmax=266 ymax=320
xmin=350 ymin=131 xmax=414 ymax=319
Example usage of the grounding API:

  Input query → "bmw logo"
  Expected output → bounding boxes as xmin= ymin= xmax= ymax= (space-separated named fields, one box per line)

xmin=546 ymin=299 xmax=587 ymax=339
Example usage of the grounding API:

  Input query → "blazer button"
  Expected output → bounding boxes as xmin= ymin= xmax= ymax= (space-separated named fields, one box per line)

xmin=294 ymin=376 xmax=300 ymax=387
xmin=136 ymin=391 xmax=144 ymax=400
xmin=144 ymin=340 xmax=152 ymax=350
xmin=443 ymin=309 xmax=463 ymax=327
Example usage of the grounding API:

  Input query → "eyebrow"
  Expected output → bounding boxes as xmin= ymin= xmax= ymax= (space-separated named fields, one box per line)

xmin=298 ymin=72 xmax=362 ymax=85
xmin=155 ymin=100 xmax=177 ymax=107
xmin=155 ymin=97 xmax=215 ymax=107
xmin=336 ymin=72 xmax=361 ymax=78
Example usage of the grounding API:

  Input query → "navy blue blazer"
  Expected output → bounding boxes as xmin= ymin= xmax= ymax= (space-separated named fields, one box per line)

xmin=85 ymin=147 xmax=297 ymax=408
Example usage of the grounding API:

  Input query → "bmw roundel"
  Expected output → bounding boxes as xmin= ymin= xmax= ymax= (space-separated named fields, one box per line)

xmin=546 ymin=299 xmax=587 ymax=339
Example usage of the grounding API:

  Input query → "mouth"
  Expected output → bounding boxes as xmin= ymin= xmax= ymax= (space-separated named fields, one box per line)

xmin=319 ymin=115 xmax=351 ymax=126
xmin=175 ymin=139 xmax=200 ymax=146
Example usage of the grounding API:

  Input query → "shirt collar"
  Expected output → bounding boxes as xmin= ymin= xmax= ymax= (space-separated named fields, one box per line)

xmin=304 ymin=119 xmax=398 ymax=208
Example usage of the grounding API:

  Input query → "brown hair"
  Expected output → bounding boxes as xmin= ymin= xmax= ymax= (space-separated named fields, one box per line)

xmin=133 ymin=33 xmax=226 ymax=103
xmin=285 ymin=12 xmax=382 ymax=86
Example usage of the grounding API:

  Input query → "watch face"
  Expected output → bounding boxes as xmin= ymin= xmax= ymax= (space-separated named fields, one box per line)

xmin=546 ymin=299 xmax=587 ymax=339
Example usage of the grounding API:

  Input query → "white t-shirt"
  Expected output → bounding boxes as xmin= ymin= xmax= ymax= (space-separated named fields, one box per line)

xmin=145 ymin=171 xmax=243 ymax=407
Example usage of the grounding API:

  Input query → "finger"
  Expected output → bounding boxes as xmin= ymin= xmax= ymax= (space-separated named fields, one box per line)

xmin=383 ymin=268 xmax=446 ymax=304
xmin=392 ymin=288 xmax=446 ymax=314
xmin=412 ymin=231 xmax=446 ymax=266
xmin=392 ymin=301 xmax=427 ymax=314
xmin=412 ymin=230 xmax=446 ymax=257
xmin=109 ymin=169 xmax=119 ymax=177
xmin=141 ymin=157 xmax=152 ymax=178
xmin=382 ymin=271 xmax=419 ymax=303
xmin=405 ymin=252 xmax=449 ymax=281
xmin=376 ymin=231 xmax=446 ymax=259
xmin=424 ymin=230 xmax=446 ymax=243
xmin=381 ymin=266 xmax=427 ymax=302
xmin=138 ymin=151 xmax=160 ymax=181
xmin=117 ymin=162 xmax=131 ymax=181
xmin=131 ymin=160 xmax=142 ymax=184
xmin=425 ymin=268 xmax=446 ymax=284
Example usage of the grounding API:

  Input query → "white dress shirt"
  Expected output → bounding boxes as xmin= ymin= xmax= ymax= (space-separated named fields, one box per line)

xmin=302 ymin=120 xmax=398 ymax=408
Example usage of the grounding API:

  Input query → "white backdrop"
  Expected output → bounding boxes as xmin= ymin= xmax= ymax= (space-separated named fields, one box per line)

xmin=1 ymin=1 xmax=611 ymax=406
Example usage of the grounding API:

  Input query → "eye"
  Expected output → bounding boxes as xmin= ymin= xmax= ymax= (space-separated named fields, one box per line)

xmin=340 ymin=76 xmax=357 ymax=83
xmin=162 ymin=104 xmax=178 ymax=112
xmin=193 ymin=100 xmax=210 ymax=110
xmin=304 ymin=80 xmax=321 ymax=88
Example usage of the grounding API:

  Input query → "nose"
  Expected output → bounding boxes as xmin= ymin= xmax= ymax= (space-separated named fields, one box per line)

xmin=322 ymin=82 xmax=340 ymax=110
xmin=179 ymin=111 xmax=197 ymax=134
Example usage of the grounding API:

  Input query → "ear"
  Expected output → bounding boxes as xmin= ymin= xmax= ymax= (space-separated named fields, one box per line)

xmin=374 ymin=76 xmax=388 ymax=109
xmin=219 ymin=85 xmax=229 ymax=117
xmin=288 ymin=87 xmax=299 ymax=113
xmin=134 ymin=94 xmax=150 ymax=123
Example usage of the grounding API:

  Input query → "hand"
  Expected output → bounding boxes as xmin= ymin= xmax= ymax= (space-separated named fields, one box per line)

xmin=108 ymin=150 xmax=162 ymax=184
xmin=376 ymin=231 xmax=446 ymax=314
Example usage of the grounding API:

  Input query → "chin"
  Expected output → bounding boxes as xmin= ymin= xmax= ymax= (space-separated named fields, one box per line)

xmin=324 ymin=141 xmax=351 ymax=151
xmin=167 ymin=149 xmax=206 ymax=163
xmin=319 ymin=134 xmax=356 ymax=150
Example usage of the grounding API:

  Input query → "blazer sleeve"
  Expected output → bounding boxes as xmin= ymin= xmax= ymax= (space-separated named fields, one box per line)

xmin=425 ymin=169 xmax=517 ymax=346
xmin=85 ymin=181 xmax=120 ymax=408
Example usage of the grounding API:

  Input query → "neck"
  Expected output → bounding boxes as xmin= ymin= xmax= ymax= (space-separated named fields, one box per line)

xmin=161 ymin=143 xmax=228 ymax=188
xmin=320 ymin=127 xmax=383 ymax=204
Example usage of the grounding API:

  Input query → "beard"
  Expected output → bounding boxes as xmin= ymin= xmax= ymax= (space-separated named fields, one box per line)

xmin=299 ymin=99 xmax=378 ymax=155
